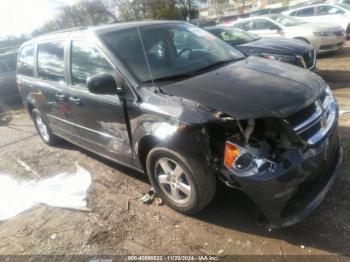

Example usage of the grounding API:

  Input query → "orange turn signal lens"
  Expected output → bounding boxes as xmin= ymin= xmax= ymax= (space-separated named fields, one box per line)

xmin=224 ymin=142 xmax=239 ymax=168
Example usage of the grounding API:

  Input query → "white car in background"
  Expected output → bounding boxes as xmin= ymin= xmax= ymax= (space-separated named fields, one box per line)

xmin=283 ymin=3 xmax=350 ymax=36
xmin=230 ymin=15 xmax=346 ymax=53
xmin=328 ymin=0 xmax=350 ymax=4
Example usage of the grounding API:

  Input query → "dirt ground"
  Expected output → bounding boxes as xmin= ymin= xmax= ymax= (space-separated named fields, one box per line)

xmin=0 ymin=42 xmax=350 ymax=257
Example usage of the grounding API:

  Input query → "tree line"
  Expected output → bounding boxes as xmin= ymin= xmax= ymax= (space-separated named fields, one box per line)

xmin=32 ymin=0 xmax=197 ymax=36
xmin=0 ymin=0 xmax=198 ymax=53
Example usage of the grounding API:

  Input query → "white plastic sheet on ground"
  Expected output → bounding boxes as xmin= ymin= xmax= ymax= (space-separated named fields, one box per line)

xmin=0 ymin=163 xmax=91 ymax=221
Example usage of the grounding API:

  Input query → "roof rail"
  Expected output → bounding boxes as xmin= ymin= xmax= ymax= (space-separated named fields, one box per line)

xmin=44 ymin=26 xmax=89 ymax=35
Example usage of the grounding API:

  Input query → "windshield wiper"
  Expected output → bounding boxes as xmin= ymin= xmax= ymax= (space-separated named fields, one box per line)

xmin=142 ymin=58 xmax=241 ymax=84
xmin=190 ymin=58 xmax=239 ymax=75
xmin=143 ymin=73 xmax=193 ymax=84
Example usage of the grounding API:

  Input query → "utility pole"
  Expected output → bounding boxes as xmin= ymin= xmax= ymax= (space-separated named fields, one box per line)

xmin=186 ymin=0 xmax=191 ymax=21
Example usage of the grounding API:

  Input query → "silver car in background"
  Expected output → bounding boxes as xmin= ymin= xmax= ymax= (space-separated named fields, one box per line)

xmin=283 ymin=3 xmax=350 ymax=36
xmin=229 ymin=15 xmax=346 ymax=53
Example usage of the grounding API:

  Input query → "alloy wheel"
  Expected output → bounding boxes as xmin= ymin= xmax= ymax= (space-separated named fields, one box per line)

xmin=35 ymin=115 xmax=50 ymax=142
xmin=154 ymin=157 xmax=192 ymax=204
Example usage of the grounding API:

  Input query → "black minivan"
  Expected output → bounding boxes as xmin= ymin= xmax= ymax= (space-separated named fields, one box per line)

xmin=17 ymin=21 xmax=342 ymax=228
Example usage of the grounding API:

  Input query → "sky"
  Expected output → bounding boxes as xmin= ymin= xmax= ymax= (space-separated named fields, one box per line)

xmin=0 ymin=0 xmax=74 ymax=38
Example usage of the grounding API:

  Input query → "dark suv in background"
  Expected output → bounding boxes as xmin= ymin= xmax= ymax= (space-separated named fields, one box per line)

xmin=205 ymin=26 xmax=316 ymax=70
xmin=17 ymin=21 xmax=341 ymax=228
xmin=0 ymin=50 xmax=21 ymax=110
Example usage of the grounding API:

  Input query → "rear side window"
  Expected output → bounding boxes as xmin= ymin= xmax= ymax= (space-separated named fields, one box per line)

xmin=71 ymin=41 xmax=114 ymax=86
xmin=318 ymin=5 xmax=344 ymax=15
xmin=235 ymin=21 xmax=251 ymax=31
xmin=18 ymin=45 xmax=35 ymax=77
xmin=38 ymin=41 xmax=65 ymax=82
xmin=252 ymin=19 xmax=280 ymax=30
xmin=289 ymin=10 xmax=299 ymax=16
xmin=298 ymin=7 xmax=315 ymax=16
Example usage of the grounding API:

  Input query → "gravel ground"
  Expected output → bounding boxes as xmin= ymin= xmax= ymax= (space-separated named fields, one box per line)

xmin=0 ymin=41 xmax=349 ymax=256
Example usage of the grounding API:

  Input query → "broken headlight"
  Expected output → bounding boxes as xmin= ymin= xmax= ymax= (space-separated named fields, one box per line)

xmin=224 ymin=141 xmax=276 ymax=177
xmin=255 ymin=53 xmax=298 ymax=64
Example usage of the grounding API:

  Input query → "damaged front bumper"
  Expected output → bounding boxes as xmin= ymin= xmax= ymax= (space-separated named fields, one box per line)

xmin=220 ymin=113 xmax=342 ymax=228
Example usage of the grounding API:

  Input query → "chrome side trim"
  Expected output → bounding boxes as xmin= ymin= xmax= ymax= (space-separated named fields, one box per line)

xmin=54 ymin=125 xmax=108 ymax=148
xmin=47 ymin=114 xmax=125 ymax=142
xmin=52 ymin=130 xmax=143 ymax=173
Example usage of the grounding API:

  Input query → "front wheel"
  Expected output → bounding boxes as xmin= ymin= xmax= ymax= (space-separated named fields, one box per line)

xmin=146 ymin=147 xmax=216 ymax=214
xmin=32 ymin=109 xmax=60 ymax=146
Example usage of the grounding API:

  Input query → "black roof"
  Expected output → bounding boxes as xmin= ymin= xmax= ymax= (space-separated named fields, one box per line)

xmin=204 ymin=25 xmax=235 ymax=30
xmin=24 ymin=20 xmax=186 ymax=46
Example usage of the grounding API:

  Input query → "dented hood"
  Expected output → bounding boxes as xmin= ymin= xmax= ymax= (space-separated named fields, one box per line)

xmin=159 ymin=56 xmax=326 ymax=120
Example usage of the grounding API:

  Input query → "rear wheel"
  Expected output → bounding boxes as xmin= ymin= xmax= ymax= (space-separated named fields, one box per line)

xmin=32 ymin=109 xmax=60 ymax=146
xmin=146 ymin=147 xmax=216 ymax=214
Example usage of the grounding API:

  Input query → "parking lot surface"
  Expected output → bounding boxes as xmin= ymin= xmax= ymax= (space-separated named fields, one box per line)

xmin=0 ymin=42 xmax=350 ymax=256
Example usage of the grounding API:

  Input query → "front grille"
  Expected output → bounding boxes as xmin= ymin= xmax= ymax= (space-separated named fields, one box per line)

xmin=299 ymin=121 xmax=321 ymax=141
xmin=286 ymin=90 xmax=336 ymax=146
xmin=287 ymin=103 xmax=317 ymax=128
xmin=300 ymin=49 xmax=315 ymax=69
xmin=320 ymin=42 xmax=344 ymax=50
xmin=320 ymin=44 xmax=335 ymax=50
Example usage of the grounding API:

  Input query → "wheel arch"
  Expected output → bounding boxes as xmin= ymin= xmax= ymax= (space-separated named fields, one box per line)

xmin=25 ymin=94 xmax=40 ymax=117
xmin=133 ymin=121 xmax=214 ymax=173
xmin=27 ymin=102 xmax=35 ymax=116
xmin=137 ymin=135 xmax=159 ymax=169
xmin=293 ymin=37 xmax=310 ymax=44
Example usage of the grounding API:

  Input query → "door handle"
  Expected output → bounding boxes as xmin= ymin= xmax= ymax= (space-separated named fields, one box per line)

xmin=69 ymin=96 xmax=81 ymax=105
xmin=55 ymin=93 xmax=66 ymax=101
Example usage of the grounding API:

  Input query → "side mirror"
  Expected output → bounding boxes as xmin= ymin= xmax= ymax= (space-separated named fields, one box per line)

xmin=86 ymin=74 xmax=122 ymax=95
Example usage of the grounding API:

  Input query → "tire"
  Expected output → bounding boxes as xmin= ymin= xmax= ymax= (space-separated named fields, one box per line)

xmin=31 ymin=108 xmax=60 ymax=146
xmin=146 ymin=147 xmax=216 ymax=214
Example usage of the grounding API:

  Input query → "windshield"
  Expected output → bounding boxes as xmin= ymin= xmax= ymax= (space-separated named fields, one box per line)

xmin=207 ymin=27 xmax=260 ymax=46
xmin=336 ymin=3 xmax=350 ymax=10
xmin=270 ymin=15 xmax=305 ymax=27
xmin=101 ymin=23 xmax=244 ymax=83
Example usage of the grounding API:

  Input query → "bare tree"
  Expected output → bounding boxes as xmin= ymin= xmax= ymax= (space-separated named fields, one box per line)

xmin=113 ymin=0 xmax=141 ymax=21
xmin=115 ymin=0 xmax=190 ymax=21
xmin=211 ymin=0 xmax=226 ymax=17
xmin=32 ymin=0 xmax=197 ymax=36
xmin=78 ymin=0 xmax=118 ymax=25
xmin=33 ymin=0 xmax=118 ymax=35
